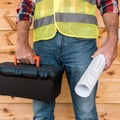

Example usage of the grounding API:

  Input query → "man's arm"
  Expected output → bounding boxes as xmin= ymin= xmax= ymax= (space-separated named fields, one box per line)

xmin=16 ymin=0 xmax=35 ymax=64
xmin=93 ymin=0 xmax=119 ymax=70
xmin=16 ymin=21 xmax=35 ymax=64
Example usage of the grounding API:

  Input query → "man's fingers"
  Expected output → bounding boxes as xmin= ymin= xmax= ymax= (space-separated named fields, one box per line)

xmin=30 ymin=57 xmax=36 ymax=64
xmin=17 ymin=55 xmax=35 ymax=65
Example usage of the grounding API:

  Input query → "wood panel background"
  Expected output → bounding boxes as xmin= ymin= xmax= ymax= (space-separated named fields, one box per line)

xmin=0 ymin=1 xmax=120 ymax=120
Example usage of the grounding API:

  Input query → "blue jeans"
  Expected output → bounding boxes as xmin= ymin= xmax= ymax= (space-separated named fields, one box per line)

xmin=33 ymin=32 xmax=98 ymax=120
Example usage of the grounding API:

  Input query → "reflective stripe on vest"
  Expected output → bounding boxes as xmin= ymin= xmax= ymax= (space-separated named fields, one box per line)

xmin=33 ymin=0 xmax=98 ymax=42
xmin=34 ymin=13 xmax=97 ymax=29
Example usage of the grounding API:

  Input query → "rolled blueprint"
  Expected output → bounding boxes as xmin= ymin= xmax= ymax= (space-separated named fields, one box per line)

xmin=75 ymin=54 xmax=106 ymax=97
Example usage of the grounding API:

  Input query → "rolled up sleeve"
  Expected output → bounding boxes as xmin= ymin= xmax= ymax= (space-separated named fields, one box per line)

xmin=16 ymin=0 xmax=35 ymax=24
xmin=97 ymin=0 xmax=119 ymax=15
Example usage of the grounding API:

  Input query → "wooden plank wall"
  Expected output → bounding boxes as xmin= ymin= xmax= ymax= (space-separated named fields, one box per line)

xmin=0 ymin=1 xmax=120 ymax=120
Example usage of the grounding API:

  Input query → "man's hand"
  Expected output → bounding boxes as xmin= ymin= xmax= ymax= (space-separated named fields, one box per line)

xmin=16 ymin=43 xmax=36 ymax=64
xmin=92 ymin=36 xmax=118 ymax=70
xmin=16 ymin=21 xmax=36 ymax=64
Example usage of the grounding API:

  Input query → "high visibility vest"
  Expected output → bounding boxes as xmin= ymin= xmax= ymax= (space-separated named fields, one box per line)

xmin=33 ymin=0 xmax=99 ymax=42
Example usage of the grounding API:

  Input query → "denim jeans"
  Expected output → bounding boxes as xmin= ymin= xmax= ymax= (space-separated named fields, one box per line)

xmin=33 ymin=32 xmax=98 ymax=120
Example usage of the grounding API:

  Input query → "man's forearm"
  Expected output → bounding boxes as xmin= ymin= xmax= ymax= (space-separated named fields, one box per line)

xmin=92 ymin=12 xmax=119 ymax=70
xmin=103 ymin=13 xmax=119 ymax=44
xmin=17 ymin=21 xmax=31 ymax=46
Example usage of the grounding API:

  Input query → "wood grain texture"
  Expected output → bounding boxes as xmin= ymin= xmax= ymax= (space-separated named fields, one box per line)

xmin=0 ymin=103 xmax=120 ymax=120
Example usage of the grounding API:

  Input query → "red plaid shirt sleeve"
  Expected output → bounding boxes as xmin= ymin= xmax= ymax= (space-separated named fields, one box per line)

xmin=16 ymin=0 xmax=35 ymax=23
xmin=16 ymin=0 xmax=119 ymax=23
xmin=97 ymin=0 xmax=119 ymax=14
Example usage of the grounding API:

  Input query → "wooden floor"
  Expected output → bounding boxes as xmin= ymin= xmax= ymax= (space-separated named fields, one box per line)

xmin=55 ymin=103 xmax=120 ymax=120
xmin=0 ymin=103 xmax=120 ymax=120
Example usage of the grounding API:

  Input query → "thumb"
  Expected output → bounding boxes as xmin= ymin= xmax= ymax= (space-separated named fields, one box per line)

xmin=91 ymin=51 xmax=102 ymax=59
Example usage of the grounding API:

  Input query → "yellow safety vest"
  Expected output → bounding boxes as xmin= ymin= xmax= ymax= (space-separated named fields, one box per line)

xmin=33 ymin=0 xmax=99 ymax=42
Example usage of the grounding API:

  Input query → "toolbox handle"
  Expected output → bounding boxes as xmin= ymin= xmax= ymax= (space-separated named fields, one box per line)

xmin=14 ymin=55 xmax=40 ymax=67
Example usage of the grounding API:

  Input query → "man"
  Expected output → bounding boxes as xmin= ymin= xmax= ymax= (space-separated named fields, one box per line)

xmin=16 ymin=0 xmax=119 ymax=120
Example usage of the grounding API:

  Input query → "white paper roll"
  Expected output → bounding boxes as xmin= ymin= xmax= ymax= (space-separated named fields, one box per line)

xmin=75 ymin=54 xmax=106 ymax=97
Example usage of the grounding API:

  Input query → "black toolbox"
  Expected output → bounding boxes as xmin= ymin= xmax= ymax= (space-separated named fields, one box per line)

xmin=0 ymin=57 xmax=64 ymax=102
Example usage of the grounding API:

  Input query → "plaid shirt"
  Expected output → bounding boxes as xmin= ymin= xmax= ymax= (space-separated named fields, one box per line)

xmin=16 ymin=0 xmax=119 ymax=24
